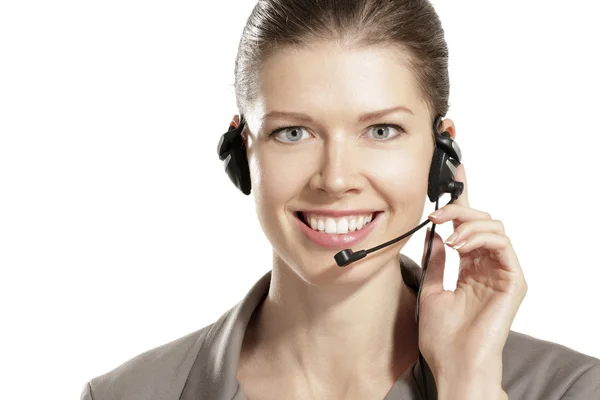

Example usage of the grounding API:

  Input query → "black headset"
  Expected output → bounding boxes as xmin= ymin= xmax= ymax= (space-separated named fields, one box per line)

xmin=217 ymin=114 xmax=464 ymax=400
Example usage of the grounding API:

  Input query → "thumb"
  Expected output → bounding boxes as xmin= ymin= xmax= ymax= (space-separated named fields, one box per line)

xmin=420 ymin=226 xmax=446 ymax=295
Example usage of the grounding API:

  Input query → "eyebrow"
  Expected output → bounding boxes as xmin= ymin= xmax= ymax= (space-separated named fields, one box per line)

xmin=260 ymin=105 xmax=414 ymax=123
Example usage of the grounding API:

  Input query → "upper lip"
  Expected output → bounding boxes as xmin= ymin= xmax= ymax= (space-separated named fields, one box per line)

xmin=297 ymin=209 xmax=381 ymax=217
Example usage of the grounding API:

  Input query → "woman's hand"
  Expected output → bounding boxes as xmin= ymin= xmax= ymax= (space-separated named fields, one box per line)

xmin=418 ymin=163 xmax=527 ymax=396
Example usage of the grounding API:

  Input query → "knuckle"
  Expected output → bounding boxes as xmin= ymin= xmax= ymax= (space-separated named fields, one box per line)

xmin=496 ymin=220 xmax=505 ymax=232
xmin=510 ymin=277 xmax=528 ymax=295
xmin=445 ymin=204 xmax=457 ymax=212
xmin=517 ymin=279 xmax=529 ymax=298
xmin=493 ymin=235 xmax=510 ymax=250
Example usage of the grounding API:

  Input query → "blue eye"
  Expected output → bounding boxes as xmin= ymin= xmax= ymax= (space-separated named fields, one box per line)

xmin=269 ymin=126 xmax=311 ymax=143
xmin=268 ymin=123 xmax=405 ymax=143
xmin=366 ymin=124 xmax=405 ymax=141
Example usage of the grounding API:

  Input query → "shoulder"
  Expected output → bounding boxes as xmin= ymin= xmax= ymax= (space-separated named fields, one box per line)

xmin=80 ymin=323 xmax=214 ymax=400
xmin=503 ymin=330 xmax=600 ymax=399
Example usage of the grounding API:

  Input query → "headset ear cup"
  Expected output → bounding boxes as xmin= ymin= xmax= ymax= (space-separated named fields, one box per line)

xmin=235 ymin=146 xmax=252 ymax=195
xmin=428 ymin=147 xmax=464 ymax=202
xmin=223 ymin=146 xmax=251 ymax=195
xmin=217 ymin=118 xmax=252 ymax=195
xmin=427 ymin=146 xmax=445 ymax=202
xmin=428 ymin=121 xmax=464 ymax=202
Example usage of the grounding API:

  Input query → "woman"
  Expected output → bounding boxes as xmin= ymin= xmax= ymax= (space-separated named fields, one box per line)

xmin=81 ymin=0 xmax=600 ymax=399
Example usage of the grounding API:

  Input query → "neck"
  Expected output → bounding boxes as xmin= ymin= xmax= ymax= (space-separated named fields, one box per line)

xmin=241 ymin=253 xmax=420 ymax=393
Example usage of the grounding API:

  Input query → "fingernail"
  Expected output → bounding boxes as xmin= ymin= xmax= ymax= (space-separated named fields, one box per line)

xmin=445 ymin=232 xmax=458 ymax=245
xmin=451 ymin=240 xmax=467 ymax=249
xmin=429 ymin=210 xmax=442 ymax=219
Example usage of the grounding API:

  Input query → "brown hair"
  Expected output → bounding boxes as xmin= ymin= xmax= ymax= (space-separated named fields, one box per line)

xmin=234 ymin=0 xmax=449 ymax=131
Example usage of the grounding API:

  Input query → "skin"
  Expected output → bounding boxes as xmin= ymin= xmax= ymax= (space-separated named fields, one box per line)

xmin=232 ymin=41 xmax=526 ymax=400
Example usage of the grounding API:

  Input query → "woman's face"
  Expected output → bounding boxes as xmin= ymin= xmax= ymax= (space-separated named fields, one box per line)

xmin=243 ymin=42 xmax=448 ymax=285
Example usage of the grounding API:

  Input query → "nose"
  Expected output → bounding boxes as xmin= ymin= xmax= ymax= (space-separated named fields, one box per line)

xmin=308 ymin=135 xmax=364 ymax=197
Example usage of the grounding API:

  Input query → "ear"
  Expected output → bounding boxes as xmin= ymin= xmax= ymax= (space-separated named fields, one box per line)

xmin=230 ymin=114 xmax=248 ymax=145
xmin=230 ymin=114 xmax=240 ymax=128
xmin=438 ymin=117 xmax=456 ymax=140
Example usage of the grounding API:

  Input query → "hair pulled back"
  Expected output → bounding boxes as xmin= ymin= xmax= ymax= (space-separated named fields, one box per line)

xmin=234 ymin=0 xmax=450 ymax=125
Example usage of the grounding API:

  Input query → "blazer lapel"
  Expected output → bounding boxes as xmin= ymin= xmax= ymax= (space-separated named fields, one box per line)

xmin=179 ymin=271 xmax=271 ymax=400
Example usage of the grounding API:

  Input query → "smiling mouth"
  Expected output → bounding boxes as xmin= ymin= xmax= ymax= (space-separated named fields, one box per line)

xmin=296 ymin=211 xmax=381 ymax=235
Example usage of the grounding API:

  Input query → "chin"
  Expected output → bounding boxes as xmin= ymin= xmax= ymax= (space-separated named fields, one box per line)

xmin=279 ymin=249 xmax=403 ymax=287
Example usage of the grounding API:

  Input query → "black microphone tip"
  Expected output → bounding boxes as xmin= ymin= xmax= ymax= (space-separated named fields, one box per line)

xmin=334 ymin=249 xmax=367 ymax=267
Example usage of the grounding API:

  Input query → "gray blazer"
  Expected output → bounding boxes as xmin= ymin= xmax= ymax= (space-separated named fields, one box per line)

xmin=81 ymin=254 xmax=600 ymax=399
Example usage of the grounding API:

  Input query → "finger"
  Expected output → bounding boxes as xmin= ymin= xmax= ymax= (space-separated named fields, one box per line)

xmin=451 ymin=232 xmax=521 ymax=274
xmin=420 ymin=228 xmax=446 ymax=296
xmin=444 ymin=219 xmax=505 ymax=247
xmin=428 ymin=203 xmax=492 ymax=226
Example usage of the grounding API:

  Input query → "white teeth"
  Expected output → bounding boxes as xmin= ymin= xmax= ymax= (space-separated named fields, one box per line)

xmin=337 ymin=218 xmax=349 ymax=234
xmin=348 ymin=218 xmax=356 ymax=231
xmin=357 ymin=216 xmax=364 ymax=229
xmin=302 ymin=212 xmax=376 ymax=234
xmin=325 ymin=218 xmax=337 ymax=234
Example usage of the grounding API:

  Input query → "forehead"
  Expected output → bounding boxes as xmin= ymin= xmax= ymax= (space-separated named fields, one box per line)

xmin=255 ymin=42 xmax=428 ymax=119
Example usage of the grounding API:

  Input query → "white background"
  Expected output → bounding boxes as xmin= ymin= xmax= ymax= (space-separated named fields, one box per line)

xmin=1 ymin=0 xmax=599 ymax=398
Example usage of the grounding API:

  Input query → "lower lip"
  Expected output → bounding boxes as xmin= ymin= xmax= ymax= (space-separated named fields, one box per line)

xmin=295 ymin=212 xmax=382 ymax=249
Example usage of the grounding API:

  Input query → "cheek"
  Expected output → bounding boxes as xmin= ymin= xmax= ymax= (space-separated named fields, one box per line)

xmin=249 ymin=147 xmax=314 ymax=206
xmin=249 ymin=147 xmax=315 ymax=250
xmin=366 ymin=149 xmax=430 ymax=202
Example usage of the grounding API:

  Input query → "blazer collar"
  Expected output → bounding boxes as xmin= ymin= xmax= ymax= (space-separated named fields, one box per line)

xmin=180 ymin=253 xmax=437 ymax=400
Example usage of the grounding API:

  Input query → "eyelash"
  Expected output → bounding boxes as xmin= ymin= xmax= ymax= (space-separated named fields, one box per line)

xmin=267 ymin=123 xmax=406 ymax=142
